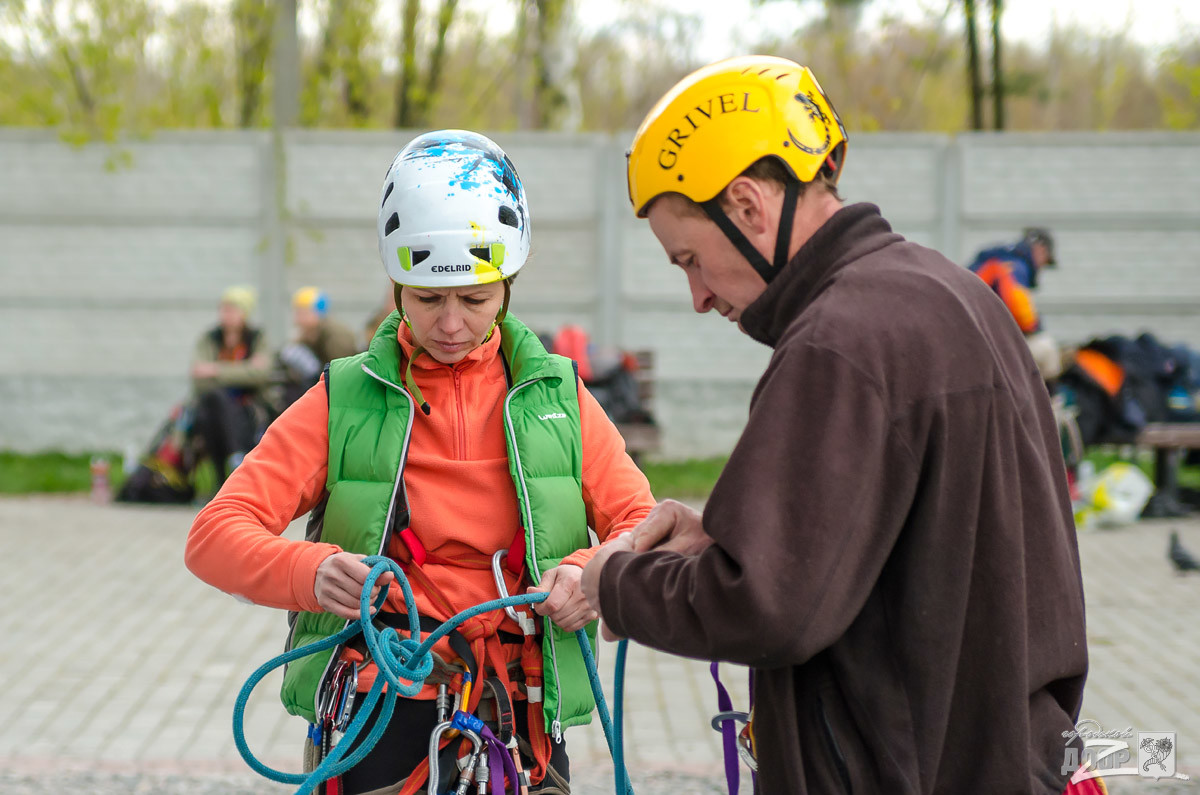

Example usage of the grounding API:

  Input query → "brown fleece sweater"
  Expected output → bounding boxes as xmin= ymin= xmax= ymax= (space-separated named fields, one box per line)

xmin=599 ymin=204 xmax=1087 ymax=793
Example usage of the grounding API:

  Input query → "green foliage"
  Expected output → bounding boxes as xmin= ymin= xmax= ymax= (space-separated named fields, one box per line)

xmin=0 ymin=1 xmax=1196 ymax=134
xmin=302 ymin=0 xmax=383 ymax=127
xmin=1158 ymin=42 xmax=1200 ymax=129
xmin=0 ymin=451 xmax=124 ymax=494
xmin=641 ymin=456 xmax=728 ymax=500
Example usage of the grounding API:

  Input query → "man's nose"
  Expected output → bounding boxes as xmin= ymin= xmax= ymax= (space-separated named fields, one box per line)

xmin=689 ymin=275 xmax=715 ymax=314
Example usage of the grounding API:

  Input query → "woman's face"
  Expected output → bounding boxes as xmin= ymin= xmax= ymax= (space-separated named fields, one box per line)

xmin=399 ymin=282 xmax=506 ymax=364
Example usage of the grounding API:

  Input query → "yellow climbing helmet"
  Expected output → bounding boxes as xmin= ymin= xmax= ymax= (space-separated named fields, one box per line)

xmin=626 ymin=55 xmax=847 ymax=218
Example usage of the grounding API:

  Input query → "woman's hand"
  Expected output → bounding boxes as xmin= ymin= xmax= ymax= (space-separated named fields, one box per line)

xmin=314 ymin=552 xmax=395 ymax=620
xmin=526 ymin=564 xmax=597 ymax=632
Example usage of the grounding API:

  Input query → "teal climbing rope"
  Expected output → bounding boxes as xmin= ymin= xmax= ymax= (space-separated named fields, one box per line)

xmin=232 ymin=555 xmax=634 ymax=795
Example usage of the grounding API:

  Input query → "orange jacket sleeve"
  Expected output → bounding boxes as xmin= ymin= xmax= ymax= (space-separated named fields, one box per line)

xmin=560 ymin=379 xmax=656 ymax=570
xmin=185 ymin=378 xmax=339 ymax=612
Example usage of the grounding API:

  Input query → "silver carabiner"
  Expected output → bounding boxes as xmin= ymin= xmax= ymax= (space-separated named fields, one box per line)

xmin=492 ymin=550 xmax=536 ymax=635
xmin=453 ymin=728 xmax=483 ymax=795
xmin=710 ymin=710 xmax=750 ymax=732
xmin=428 ymin=721 xmax=483 ymax=795
xmin=711 ymin=710 xmax=758 ymax=771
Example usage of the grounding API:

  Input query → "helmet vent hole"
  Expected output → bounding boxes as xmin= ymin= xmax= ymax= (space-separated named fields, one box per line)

xmin=498 ymin=206 xmax=519 ymax=228
xmin=382 ymin=182 xmax=394 ymax=206
xmin=385 ymin=212 xmax=399 ymax=236
xmin=412 ymin=250 xmax=430 ymax=266
xmin=469 ymin=246 xmax=491 ymax=262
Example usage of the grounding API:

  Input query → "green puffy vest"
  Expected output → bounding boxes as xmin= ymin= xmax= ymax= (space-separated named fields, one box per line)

xmin=280 ymin=311 xmax=596 ymax=738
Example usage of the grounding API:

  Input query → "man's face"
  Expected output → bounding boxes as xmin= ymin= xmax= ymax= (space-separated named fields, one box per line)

xmin=218 ymin=301 xmax=246 ymax=331
xmin=646 ymin=194 xmax=768 ymax=330
xmin=1031 ymin=241 xmax=1050 ymax=270
xmin=293 ymin=305 xmax=320 ymax=334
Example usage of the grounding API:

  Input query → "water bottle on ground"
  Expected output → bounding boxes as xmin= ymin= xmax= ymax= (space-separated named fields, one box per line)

xmin=90 ymin=456 xmax=111 ymax=504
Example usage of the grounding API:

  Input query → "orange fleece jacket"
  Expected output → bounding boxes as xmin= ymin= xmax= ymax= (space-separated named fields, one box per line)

xmin=186 ymin=324 xmax=654 ymax=691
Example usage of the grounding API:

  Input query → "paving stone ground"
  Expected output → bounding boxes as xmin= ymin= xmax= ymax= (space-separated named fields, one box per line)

xmin=1 ymin=496 xmax=1197 ymax=792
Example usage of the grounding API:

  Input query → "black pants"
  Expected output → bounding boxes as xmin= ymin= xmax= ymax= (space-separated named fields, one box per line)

xmin=337 ymin=694 xmax=569 ymax=794
xmin=192 ymin=389 xmax=257 ymax=484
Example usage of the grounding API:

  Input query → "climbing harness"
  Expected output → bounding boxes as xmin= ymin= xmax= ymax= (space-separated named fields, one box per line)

xmin=233 ymin=555 xmax=634 ymax=795
xmin=710 ymin=663 xmax=757 ymax=794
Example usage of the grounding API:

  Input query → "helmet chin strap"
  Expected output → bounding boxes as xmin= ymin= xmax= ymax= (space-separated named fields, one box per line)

xmin=482 ymin=278 xmax=511 ymax=343
xmin=700 ymin=178 xmax=801 ymax=285
xmin=394 ymin=278 xmax=512 ymax=417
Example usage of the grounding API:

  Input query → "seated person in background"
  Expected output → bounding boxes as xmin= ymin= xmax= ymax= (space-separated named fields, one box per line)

xmin=969 ymin=227 xmax=1061 ymax=380
xmin=279 ymin=286 xmax=362 ymax=405
xmin=191 ymin=285 xmax=274 ymax=486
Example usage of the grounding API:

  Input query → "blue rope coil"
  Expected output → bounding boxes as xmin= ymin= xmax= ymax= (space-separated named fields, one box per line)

xmin=232 ymin=555 xmax=634 ymax=795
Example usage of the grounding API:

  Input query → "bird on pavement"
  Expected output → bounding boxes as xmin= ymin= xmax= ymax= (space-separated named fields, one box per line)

xmin=1169 ymin=531 xmax=1200 ymax=574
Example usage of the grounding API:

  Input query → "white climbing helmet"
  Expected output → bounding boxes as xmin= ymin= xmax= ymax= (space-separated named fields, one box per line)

xmin=377 ymin=130 xmax=531 ymax=288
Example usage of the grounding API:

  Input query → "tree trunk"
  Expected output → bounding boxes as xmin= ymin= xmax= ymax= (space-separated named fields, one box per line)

xmin=990 ymin=0 xmax=1005 ymax=130
xmin=233 ymin=0 xmax=276 ymax=128
xmin=532 ymin=0 xmax=568 ymax=129
xmin=418 ymin=0 xmax=460 ymax=124
xmin=963 ymin=0 xmax=984 ymax=130
xmin=394 ymin=0 xmax=420 ymax=127
xmin=302 ymin=0 xmax=344 ymax=125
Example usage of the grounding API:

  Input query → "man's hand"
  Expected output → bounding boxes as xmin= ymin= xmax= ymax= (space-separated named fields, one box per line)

xmin=630 ymin=499 xmax=714 ymax=555
xmin=314 ymin=552 xmax=395 ymax=620
xmin=581 ymin=533 xmax=635 ymax=641
xmin=527 ymin=564 xmax=596 ymax=632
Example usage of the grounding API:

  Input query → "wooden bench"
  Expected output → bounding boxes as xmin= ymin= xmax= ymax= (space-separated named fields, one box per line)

xmin=613 ymin=350 xmax=661 ymax=466
xmin=1137 ymin=423 xmax=1200 ymax=518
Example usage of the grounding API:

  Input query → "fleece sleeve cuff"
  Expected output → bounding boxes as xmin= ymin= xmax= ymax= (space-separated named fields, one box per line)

xmin=291 ymin=542 xmax=342 ymax=613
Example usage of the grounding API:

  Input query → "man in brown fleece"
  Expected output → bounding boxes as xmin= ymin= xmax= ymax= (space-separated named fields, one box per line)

xmin=582 ymin=56 xmax=1089 ymax=793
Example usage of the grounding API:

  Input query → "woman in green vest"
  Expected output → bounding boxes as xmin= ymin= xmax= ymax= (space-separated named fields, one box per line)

xmin=186 ymin=130 xmax=655 ymax=794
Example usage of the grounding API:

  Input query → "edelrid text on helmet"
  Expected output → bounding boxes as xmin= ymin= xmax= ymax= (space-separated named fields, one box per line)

xmin=627 ymin=55 xmax=847 ymax=217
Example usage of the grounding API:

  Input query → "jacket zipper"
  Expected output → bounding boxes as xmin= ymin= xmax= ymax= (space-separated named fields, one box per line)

xmin=311 ymin=363 xmax=415 ymax=718
xmin=453 ymin=370 xmax=467 ymax=460
xmin=817 ymin=691 xmax=853 ymax=795
xmin=502 ymin=376 xmax=564 ymax=741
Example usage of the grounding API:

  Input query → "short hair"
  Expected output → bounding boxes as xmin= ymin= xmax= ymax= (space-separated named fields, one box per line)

xmin=672 ymin=156 xmax=840 ymax=217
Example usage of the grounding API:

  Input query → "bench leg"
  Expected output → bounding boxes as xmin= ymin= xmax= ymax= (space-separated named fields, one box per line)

xmin=1142 ymin=447 xmax=1189 ymax=519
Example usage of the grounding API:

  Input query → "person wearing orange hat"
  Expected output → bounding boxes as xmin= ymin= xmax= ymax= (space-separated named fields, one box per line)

xmin=582 ymin=56 xmax=1091 ymax=794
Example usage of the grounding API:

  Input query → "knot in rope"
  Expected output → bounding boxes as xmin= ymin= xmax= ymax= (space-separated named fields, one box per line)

xmin=370 ymin=629 xmax=434 ymax=697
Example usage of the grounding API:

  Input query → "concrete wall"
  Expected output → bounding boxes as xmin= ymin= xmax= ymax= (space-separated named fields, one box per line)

xmin=2 ymin=129 xmax=1198 ymax=458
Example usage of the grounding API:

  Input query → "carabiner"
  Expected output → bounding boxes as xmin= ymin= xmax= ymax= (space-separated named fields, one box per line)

xmin=333 ymin=664 xmax=358 ymax=733
xmin=428 ymin=721 xmax=483 ymax=795
xmin=710 ymin=710 xmax=749 ymax=732
xmin=492 ymin=550 xmax=536 ymax=635
xmin=712 ymin=709 xmax=757 ymax=772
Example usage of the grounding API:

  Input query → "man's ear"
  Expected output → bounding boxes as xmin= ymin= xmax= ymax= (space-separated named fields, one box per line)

xmin=721 ymin=176 xmax=773 ymax=235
